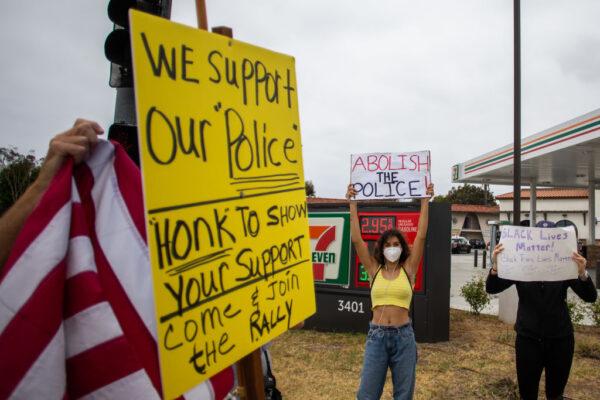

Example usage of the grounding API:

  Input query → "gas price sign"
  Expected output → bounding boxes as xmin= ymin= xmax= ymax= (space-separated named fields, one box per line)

xmin=360 ymin=216 xmax=396 ymax=235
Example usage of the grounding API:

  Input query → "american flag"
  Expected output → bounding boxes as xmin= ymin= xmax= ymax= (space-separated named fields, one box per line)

xmin=0 ymin=141 xmax=235 ymax=399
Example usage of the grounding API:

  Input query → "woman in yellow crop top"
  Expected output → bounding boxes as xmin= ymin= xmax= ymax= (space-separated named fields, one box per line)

xmin=347 ymin=183 xmax=433 ymax=400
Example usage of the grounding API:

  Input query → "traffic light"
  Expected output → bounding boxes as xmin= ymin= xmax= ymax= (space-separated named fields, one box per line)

xmin=105 ymin=0 xmax=171 ymax=166
xmin=108 ymin=123 xmax=139 ymax=166
xmin=105 ymin=0 xmax=171 ymax=88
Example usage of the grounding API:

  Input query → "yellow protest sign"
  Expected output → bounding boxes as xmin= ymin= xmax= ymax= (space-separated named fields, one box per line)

xmin=130 ymin=10 xmax=316 ymax=399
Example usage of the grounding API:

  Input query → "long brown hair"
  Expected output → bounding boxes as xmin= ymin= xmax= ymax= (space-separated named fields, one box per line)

xmin=373 ymin=229 xmax=410 ymax=266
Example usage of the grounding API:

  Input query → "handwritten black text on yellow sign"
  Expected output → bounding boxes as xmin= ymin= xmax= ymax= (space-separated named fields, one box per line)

xmin=130 ymin=11 xmax=316 ymax=399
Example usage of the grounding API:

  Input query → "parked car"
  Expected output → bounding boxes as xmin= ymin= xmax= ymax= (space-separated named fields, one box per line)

xmin=451 ymin=237 xmax=472 ymax=254
xmin=469 ymin=239 xmax=485 ymax=249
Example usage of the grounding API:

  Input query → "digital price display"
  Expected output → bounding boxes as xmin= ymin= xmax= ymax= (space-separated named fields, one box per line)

xmin=360 ymin=215 xmax=396 ymax=234
xmin=357 ymin=263 xmax=369 ymax=284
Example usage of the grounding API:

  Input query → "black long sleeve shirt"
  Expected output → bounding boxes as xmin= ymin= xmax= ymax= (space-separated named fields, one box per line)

xmin=486 ymin=272 xmax=597 ymax=339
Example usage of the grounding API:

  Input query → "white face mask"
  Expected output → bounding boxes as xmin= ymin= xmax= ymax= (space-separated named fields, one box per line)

xmin=383 ymin=246 xmax=402 ymax=263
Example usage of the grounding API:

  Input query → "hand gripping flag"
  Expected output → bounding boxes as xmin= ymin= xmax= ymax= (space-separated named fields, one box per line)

xmin=0 ymin=141 xmax=235 ymax=399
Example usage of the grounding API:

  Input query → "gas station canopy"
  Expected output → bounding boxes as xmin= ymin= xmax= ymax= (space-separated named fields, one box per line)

xmin=452 ymin=108 xmax=600 ymax=188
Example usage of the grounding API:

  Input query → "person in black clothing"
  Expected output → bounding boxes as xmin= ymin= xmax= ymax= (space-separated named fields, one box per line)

xmin=486 ymin=243 xmax=597 ymax=400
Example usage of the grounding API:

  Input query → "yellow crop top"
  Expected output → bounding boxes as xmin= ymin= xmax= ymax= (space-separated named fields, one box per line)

xmin=370 ymin=266 xmax=413 ymax=310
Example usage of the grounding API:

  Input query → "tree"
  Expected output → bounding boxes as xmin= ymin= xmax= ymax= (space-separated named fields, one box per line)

xmin=0 ymin=147 xmax=42 ymax=215
xmin=305 ymin=180 xmax=316 ymax=197
xmin=434 ymin=183 xmax=497 ymax=206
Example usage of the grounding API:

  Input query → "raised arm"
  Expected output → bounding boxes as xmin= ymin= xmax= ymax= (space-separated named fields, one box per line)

xmin=0 ymin=119 xmax=103 ymax=271
xmin=346 ymin=184 xmax=378 ymax=278
xmin=485 ymin=243 xmax=514 ymax=293
xmin=569 ymin=251 xmax=598 ymax=303
xmin=405 ymin=184 xmax=434 ymax=277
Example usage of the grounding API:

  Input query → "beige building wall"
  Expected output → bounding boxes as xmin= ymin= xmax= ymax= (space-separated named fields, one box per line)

xmin=498 ymin=197 xmax=598 ymax=242
xmin=451 ymin=213 xmax=466 ymax=237
xmin=452 ymin=211 xmax=499 ymax=243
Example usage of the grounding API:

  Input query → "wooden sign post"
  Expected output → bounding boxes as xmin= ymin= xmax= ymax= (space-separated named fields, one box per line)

xmin=195 ymin=5 xmax=266 ymax=398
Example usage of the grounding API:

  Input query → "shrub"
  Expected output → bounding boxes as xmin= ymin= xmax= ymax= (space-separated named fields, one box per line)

xmin=587 ymin=299 xmax=600 ymax=327
xmin=566 ymin=298 xmax=586 ymax=325
xmin=460 ymin=275 xmax=490 ymax=315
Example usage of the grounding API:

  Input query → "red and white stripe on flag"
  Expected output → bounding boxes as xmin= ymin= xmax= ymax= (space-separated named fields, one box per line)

xmin=0 ymin=141 xmax=235 ymax=399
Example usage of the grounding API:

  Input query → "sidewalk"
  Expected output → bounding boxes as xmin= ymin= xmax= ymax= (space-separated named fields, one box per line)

xmin=450 ymin=252 xmax=498 ymax=315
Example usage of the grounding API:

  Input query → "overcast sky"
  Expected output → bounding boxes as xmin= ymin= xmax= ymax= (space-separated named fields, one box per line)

xmin=2 ymin=1 xmax=599 ymax=198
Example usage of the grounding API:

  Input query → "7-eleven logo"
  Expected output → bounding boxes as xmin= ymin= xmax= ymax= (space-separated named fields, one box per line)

xmin=310 ymin=225 xmax=336 ymax=281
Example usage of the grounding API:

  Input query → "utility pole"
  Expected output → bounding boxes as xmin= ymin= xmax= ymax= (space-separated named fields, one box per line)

xmin=513 ymin=0 xmax=521 ymax=226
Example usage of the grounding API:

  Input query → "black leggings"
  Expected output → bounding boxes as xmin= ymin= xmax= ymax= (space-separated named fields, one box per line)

xmin=515 ymin=334 xmax=574 ymax=400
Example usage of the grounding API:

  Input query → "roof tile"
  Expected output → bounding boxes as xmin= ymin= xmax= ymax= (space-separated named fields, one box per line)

xmin=496 ymin=188 xmax=587 ymax=199
xmin=450 ymin=204 xmax=499 ymax=213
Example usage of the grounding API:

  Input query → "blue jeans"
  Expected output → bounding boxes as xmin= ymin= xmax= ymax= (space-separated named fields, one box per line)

xmin=357 ymin=322 xmax=417 ymax=400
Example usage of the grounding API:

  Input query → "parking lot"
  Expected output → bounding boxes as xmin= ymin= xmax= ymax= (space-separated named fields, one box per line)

xmin=450 ymin=251 xmax=499 ymax=315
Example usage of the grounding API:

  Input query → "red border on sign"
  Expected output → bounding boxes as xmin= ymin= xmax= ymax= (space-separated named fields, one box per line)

xmin=353 ymin=211 xmax=424 ymax=292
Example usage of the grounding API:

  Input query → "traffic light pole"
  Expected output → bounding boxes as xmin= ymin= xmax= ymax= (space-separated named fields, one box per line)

xmin=106 ymin=0 xmax=172 ymax=166
xmin=114 ymin=87 xmax=135 ymax=125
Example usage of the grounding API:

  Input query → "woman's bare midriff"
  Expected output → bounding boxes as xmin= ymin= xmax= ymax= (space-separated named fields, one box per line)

xmin=372 ymin=305 xmax=410 ymax=326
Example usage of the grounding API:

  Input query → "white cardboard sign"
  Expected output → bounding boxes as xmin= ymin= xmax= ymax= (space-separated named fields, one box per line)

xmin=350 ymin=151 xmax=431 ymax=200
xmin=498 ymin=225 xmax=578 ymax=282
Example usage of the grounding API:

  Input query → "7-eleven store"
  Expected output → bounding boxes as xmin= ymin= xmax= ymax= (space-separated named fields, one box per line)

xmin=452 ymin=107 xmax=600 ymax=320
xmin=453 ymin=107 xmax=600 ymax=246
